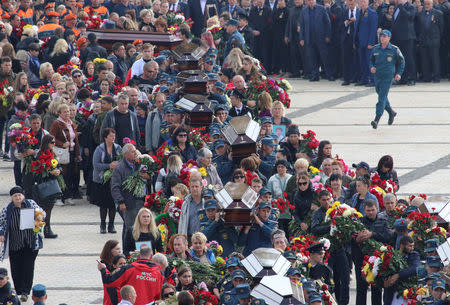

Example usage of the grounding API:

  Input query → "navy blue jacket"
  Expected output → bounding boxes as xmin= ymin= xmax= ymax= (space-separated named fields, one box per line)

xmin=398 ymin=250 xmax=420 ymax=279
xmin=354 ymin=7 xmax=378 ymax=47
xmin=238 ymin=219 xmax=276 ymax=256
xmin=299 ymin=4 xmax=331 ymax=44
xmin=200 ymin=219 xmax=238 ymax=257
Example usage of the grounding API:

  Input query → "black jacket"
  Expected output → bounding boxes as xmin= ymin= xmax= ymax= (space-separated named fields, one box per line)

xmin=391 ymin=2 xmax=416 ymax=41
xmin=188 ymin=0 xmax=219 ymax=37
xmin=292 ymin=185 xmax=314 ymax=223
xmin=228 ymin=105 xmax=252 ymax=117
xmin=416 ymin=8 xmax=443 ymax=47
xmin=311 ymin=206 xmax=330 ymax=236
xmin=50 ymin=52 xmax=72 ymax=71
xmin=107 ymin=53 xmax=128 ymax=81
xmin=85 ymin=42 xmax=108 ymax=60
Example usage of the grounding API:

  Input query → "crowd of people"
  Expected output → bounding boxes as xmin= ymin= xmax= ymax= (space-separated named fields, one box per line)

xmin=0 ymin=0 xmax=447 ymax=304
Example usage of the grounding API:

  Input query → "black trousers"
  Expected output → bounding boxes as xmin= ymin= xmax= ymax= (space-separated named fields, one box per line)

xmin=439 ymin=41 xmax=449 ymax=77
xmin=352 ymin=244 xmax=382 ymax=305
xmin=393 ymin=39 xmax=416 ymax=81
xmin=342 ymin=35 xmax=359 ymax=82
xmin=328 ymin=249 xmax=350 ymax=305
xmin=9 ymin=248 xmax=38 ymax=295
xmin=13 ymin=160 xmax=22 ymax=187
xmin=420 ymin=45 xmax=440 ymax=81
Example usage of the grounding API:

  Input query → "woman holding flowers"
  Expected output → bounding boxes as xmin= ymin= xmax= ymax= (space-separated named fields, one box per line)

xmin=92 ymin=128 xmax=122 ymax=234
xmin=123 ymin=207 xmax=163 ymax=256
xmin=50 ymin=103 xmax=81 ymax=205
xmin=171 ymin=126 xmax=197 ymax=163
xmin=197 ymin=148 xmax=222 ymax=189
xmin=32 ymin=134 xmax=63 ymax=239
xmin=0 ymin=186 xmax=44 ymax=302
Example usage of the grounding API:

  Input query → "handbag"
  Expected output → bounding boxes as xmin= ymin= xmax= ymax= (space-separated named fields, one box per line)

xmin=54 ymin=128 xmax=70 ymax=164
xmin=35 ymin=179 xmax=62 ymax=202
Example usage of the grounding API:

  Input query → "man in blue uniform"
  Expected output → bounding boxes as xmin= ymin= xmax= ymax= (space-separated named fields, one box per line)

xmin=220 ymin=269 xmax=247 ymax=304
xmin=213 ymin=139 xmax=234 ymax=184
xmin=369 ymin=29 xmax=405 ymax=129
xmin=31 ymin=284 xmax=47 ymax=305
xmin=214 ymin=257 xmax=242 ymax=299
xmin=200 ymin=199 xmax=238 ymax=257
xmin=259 ymin=137 xmax=276 ymax=180
xmin=238 ymin=201 xmax=276 ymax=256
xmin=225 ymin=19 xmax=246 ymax=57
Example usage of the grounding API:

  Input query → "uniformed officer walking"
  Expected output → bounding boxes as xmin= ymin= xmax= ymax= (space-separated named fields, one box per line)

xmin=369 ymin=29 xmax=405 ymax=129
xmin=225 ymin=19 xmax=246 ymax=57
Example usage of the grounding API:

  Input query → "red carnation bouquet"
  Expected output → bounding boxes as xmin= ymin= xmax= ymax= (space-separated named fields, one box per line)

xmin=271 ymin=197 xmax=294 ymax=214
xmin=30 ymin=149 xmax=66 ymax=190
xmin=407 ymin=211 xmax=446 ymax=254
xmin=189 ymin=287 xmax=219 ymax=305
xmin=189 ymin=127 xmax=209 ymax=151
xmin=57 ymin=61 xmax=80 ymax=77
xmin=299 ymin=130 xmax=320 ymax=156
xmin=8 ymin=121 xmax=38 ymax=172
xmin=144 ymin=190 xmax=167 ymax=215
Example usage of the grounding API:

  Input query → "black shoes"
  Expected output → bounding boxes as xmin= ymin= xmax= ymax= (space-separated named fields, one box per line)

xmin=341 ymin=81 xmax=350 ymax=86
xmin=407 ymin=80 xmax=415 ymax=86
xmin=388 ymin=110 xmax=397 ymax=125
xmin=355 ymin=82 xmax=367 ymax=86
xmin=371 ymin=115 xmax=381 ymax=129
xmin=44 ymin=226 xmax=58 ymax=238
xmin=309 ymin=77 xmax=319 ymax=82
xmin=100 ymin=222 xmax=107 ymax=234
xmin=108 ymin=223 xmax=117 ymax=234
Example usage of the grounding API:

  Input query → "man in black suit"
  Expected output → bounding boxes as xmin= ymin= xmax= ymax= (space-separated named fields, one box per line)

xmin=391 ymin=0 xmax=416 ymax=85
xmin=238 ymin=13 xmax=254 ymax=53
xmin=220 ymin=0 xmax=245 ymax=18
xmin=188 ymin=0 xmax=219 ymax=37
xmin=417 ymin=0 xmax=443 ymax=82
xmin=284 ymin=0 xmax=305 ymax=77
xmin=437 ymin=0 xmax=450 ymax=79
xmin=324 ymin=0 xmax=343 ymax=79
xmin=249 ymin=0 xmax=272 ymax=69
xmin=169 ymin=0 xmax=191 ymax=18
xmin=341 ymin=0 xmax=359 ymax=85
xmin=228 ymin=90 xmax=251 ymax=118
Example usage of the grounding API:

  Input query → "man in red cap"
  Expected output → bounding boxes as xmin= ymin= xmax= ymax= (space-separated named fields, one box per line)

xmin=64 ymin=13 xmax=80 ymax=36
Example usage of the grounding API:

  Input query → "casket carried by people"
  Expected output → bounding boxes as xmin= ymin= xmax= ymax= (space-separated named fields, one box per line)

xmin=86 ymin=29 xmax=183 ymax=51
xmin=171 ymin=43 xmax=207 ymax=71
xmin=175 ymin=95 xmax=212 ymax=127
xmin=215 ymin=182 xmax=258 ymax=225
xmin=176 ymin=70 xmax=208 ymax=94
xmin=421 ymin=196 xmax=450 ymax=229
xmin=221 ymin=116 xmax=261 ymax=162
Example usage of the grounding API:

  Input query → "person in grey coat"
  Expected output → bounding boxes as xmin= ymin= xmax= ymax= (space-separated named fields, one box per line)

xmin=111 ymin=144 xmax=149 ymax=241
xmin=100 ymin=94 xmax=140 ymax=146
xmin=145 ymin=93 xmax=165 ymax=153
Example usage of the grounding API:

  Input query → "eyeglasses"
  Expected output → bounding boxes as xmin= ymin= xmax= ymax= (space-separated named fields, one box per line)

xmin=73 ymin=74 xmax=82 ymax=78
xmin=298 ymin=182 xmax=308 ymax=186
xmin=50 ymin=141 xmax=55 ymax=144
xmin=146 ymin=70 xmax=157 ymax=73
xmin=177 ymin=134 xmax=187 ymax=137
xmin=234 ymin=175 xmax=245 ymax=179
xmin=163 ymin=291 xmax=175 ymax=298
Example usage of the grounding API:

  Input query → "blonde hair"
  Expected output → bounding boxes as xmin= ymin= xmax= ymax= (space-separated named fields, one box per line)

xmin=294 ymin=158 xmax=309 ymax=169
xmin=132 ymin=208 xmax=160 ymax=241
xmin=272 ymin=101 xmax=286 ymax=116
xmin=225 ymin=48 xmax=243 ymax=73
xmin=51 ymin=39 xmax=69 ymax=57
xmin=51 ymin=72 xmax=63 ymax=83
xmin=140 ymin=8 xmax=154 ymax=19
xmin=173 ymin=183 xmax=189 ymax=197
xmin=167 ymin=154 xmax=183 ymax=175
xmin=207 ymin=15 xmax=219 ymax=27
xmin=1 ymin=43 xmax=15 ymax=58
xmin=258 ymin=92 xmax=273 ymax=112
xmin=39 ymin=62 xmax=53 ymax=79
xmin=57 ymin=103 xmax=69 ymax=114
xmin=191 ymin=232 xmax=207 ymax=251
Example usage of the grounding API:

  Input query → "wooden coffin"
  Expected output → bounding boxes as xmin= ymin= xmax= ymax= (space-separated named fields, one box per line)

xmin=86 ymin=29 xmax=183 ymax=52
xmin=216 ymin=182 xmax=258 ymax=226
xmin=175 ymin=96 xmax=212 ymax=127
xmin=221 ymin=116 xmax=261 ymax=162
xmin=183 ymin=75 xmax=208 ymax=94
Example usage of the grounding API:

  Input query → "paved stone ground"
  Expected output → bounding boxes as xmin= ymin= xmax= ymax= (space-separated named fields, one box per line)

xmin=0 ymin=79 xmax=449 ymax=304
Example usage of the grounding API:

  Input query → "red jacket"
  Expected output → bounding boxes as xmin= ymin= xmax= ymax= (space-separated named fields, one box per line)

xmin=101 ymin=260 xmax=165 ymax=305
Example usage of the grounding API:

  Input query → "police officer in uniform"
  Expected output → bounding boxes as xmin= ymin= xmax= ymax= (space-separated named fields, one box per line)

xmin=424 ymin=238 xmax=440 ymax=257
xmin=200 ymin=199 xmax=238 ymax=257
xmin=259 ymin=137 xmax=276 ymax=180
xmin=214 ymin=257 xmax=242 ymax=298
xmin=31 ymin=284 xmax=47 ymax=305
xmin=303 ymin=243 xmax=334 ymax=293
xmin=308 ymin=292 xmax=323 ymax=305
xmin=310 ymin=190 xmax=348 ymax=305
xmin=369 ymin=29 xmax=405 ymax=129
xmin=221 ymin=269 xmax=248 ymax=304
xmin=0 ymin=268 xmax=20 ymax=305
xmin=234 ymin=283 xmax=252 ymax=305
xmin=212 ymin=139 xmax=235 ymax=184
xmin=225 ymin=19 xmax=246 ymax=57
xmin=238 ymin=13 xmax=255 ymax=54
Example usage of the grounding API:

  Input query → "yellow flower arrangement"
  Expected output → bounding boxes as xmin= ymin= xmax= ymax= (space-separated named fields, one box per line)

xmin=51 ymin=159 xmax=58 ymax=168
xmin=309 ymin=166 xmax=320 ymax=174
xmin=199 ymin=167 xmax=207 ymax=177
xmin=93 ymin=58 xmax=107 ymax=64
